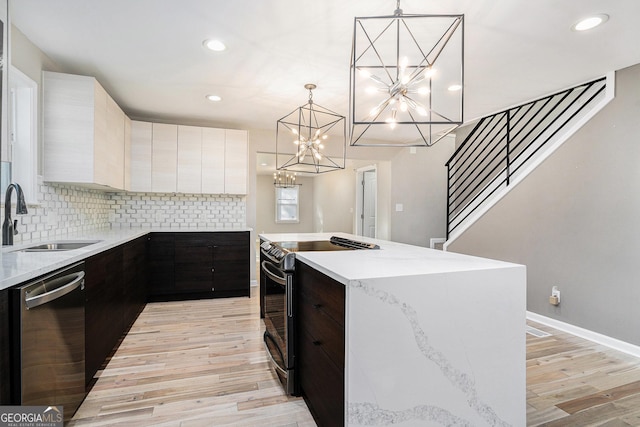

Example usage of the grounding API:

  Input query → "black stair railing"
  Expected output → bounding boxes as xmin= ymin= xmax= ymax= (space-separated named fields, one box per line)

xmin=446 ymin=77 xmax=606 ymax=239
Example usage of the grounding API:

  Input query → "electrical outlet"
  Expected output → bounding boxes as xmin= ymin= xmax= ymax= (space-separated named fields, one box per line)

xmin=550 ymin=286 xmax=560 ymax=306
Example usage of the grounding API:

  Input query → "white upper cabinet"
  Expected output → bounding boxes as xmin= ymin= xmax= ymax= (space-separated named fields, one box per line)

xmin=224 ymin=129 xmax=248 ymax=195
xmin=130 ymin=120 xmax=247 ymax=195
xmin=123 ymin=117 xmax=132 ymax=191
xmin=43 ymin=71 xmax=126 ymax=190
xmin=151 ymin=123 xmax=178 ymax=193
xmin=201 ymin=127 xmax=225 ymax=194
xmin=177 ymin=125 xmax=203 ymax=193
xmin=130 ymin=121 xmax=152 ymax=192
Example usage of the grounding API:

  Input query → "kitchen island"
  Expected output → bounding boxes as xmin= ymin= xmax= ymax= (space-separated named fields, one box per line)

xmin=260 ymin=232 xmax=526 ymax=427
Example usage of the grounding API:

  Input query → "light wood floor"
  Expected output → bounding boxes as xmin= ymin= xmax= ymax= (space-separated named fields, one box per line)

xmin=69 ymin=287 xmax=315 ymax=426
xmin=526 ymin=321 xmax=640 ymax=426
xmin=69 ymin=287 xmax=640 ymax=426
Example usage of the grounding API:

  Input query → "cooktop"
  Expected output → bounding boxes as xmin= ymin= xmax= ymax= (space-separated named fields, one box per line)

xmin=273 ymin=236 xmax=380 ymax=252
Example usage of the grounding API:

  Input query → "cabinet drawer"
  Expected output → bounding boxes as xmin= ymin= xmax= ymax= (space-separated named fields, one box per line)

xmin=299 ymin=327 xmax=344 ymax=427
xmin=296 ymin=261 xmax=345 ymax=328
xmin=298 ymin=293 xmax=345 ymax=367
xmin=211 ymin=231 xmax=249 ymax=246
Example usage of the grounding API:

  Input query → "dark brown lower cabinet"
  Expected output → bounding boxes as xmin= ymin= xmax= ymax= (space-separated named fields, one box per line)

xmin=84 ymin=247 xmax=124 ymax=387
xmin=0 ymin=289 xmax=9 ymax=403
xmin=123 ymin=236 xmax=148 ymax=330
xmin=296 ymin=260 xmax=345 ymax=427
xmin=85 ymin=236 xmax=148 ymax=387
xmin=148 ymin=231 xmax=250 ymax=301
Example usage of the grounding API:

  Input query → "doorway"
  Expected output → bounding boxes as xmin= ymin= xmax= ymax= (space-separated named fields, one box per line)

xmin=355 ymin=166 xmax=377 ymax=238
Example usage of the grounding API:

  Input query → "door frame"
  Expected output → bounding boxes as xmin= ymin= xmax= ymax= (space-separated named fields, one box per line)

xmin=354 ymin=164 xmax=377 ymax=238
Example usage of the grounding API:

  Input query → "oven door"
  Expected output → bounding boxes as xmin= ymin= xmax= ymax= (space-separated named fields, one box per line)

xmin=261 ymin=260 xmax=297 ymax=395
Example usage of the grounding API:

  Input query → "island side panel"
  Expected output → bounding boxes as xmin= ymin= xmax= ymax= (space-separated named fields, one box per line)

xmin=345 ymin=266 xmax=526 ymax=427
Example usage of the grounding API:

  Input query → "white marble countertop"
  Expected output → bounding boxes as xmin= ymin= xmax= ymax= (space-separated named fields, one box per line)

xmin=259 ymin=232 xmax=522 ymax=285
xmin=1 ymin=227 xmax=251 ymax=291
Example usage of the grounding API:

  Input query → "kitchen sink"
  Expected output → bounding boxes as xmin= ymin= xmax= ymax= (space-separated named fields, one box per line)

xmin=18 ymin=240 xmax=103 ymax=252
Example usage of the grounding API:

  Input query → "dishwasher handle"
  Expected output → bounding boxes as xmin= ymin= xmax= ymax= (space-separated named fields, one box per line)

xmin=25 ymin=271 xmax=85 ymax=309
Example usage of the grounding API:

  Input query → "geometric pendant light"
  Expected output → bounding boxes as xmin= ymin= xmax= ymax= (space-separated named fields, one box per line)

xmin=276 ymin=84 xmax=346 ymax=173
xmin=349 ymin=1 xmax=464 ymax=146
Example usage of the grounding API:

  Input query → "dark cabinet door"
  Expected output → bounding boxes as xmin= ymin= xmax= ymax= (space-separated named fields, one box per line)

xmin=175 ymin=233 xmax=214 ymax=292
xmin=212 ymin=231 xmax=250 ymax=296
xmin=84 ymin=247 xmax=124 ymax=386
xmin=123 ymin=236 xmax=148 ymax=328
xmin=0 ymin=289 xmax=9 ymax=403
xmin=147 ymin=233 xmax=175 ymax=296
xmin=296 ymin=260 xmax=345 ymax=427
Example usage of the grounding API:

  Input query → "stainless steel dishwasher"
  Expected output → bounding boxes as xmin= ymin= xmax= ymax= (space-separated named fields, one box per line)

xmin=11 ymin=262 xmax=86 ymax=422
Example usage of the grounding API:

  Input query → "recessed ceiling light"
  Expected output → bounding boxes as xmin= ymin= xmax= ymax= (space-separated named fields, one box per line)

xmin=203 ymin=39 xmax=226 ymax=52
xmin=260 ymin=162 xmax=268 ymax=166
xmin=448 ymin=84 xmax=462 ymax=92
xmin=572 ymin=14 xmax=609 ymax=31
xmin=206 ymin=94 xmax=222 ymax=102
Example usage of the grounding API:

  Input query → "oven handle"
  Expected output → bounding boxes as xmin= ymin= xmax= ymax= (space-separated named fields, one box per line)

xmin=261 ymin=261 xmax=287 ymax=286
xmin=263 ymin=331 xmax=288 ymax=375
xmin=260 ymin=248 xmax=281 ymax=265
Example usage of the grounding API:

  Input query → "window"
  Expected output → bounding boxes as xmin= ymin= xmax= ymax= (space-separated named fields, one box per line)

xmin=275 ymin=186 xmax=299 ymax=223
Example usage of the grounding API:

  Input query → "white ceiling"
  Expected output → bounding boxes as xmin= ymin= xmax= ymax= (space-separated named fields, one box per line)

xmin=10 ymin=0 xmax=640 ymax=140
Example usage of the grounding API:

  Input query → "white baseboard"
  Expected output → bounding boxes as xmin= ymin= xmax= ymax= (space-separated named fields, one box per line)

xmin=527 ymin=311 xmax=640 ymax=359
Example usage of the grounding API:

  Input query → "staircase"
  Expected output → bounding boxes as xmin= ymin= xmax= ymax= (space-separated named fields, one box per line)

xmin=444 ymin=73 xmax=614 ymax=245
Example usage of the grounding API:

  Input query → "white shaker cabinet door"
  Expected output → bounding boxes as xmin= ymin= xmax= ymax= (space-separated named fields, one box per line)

xmin=130 ymin=121 xmax=152 ymax=192
xmin=152 ymin=123 xmax=178 ymax=193
xmin=177 ymin=125 xmax=203 ymax=194
xmin=201 ymin=127 xmax=225 ymax=194
xmin=224 ymin=129 xmax=248 ymax=195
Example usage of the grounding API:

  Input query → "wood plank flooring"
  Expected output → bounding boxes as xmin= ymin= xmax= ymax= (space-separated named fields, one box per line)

xmin=526 ymin=321 xmax=640 ymax=426
xmin=69 ymin=287 xmax=640 ymax=426
xmin=69 ymin=287 xmax=315 ymax=426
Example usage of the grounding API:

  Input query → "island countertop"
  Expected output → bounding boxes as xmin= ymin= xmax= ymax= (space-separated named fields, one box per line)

xmin=259 ymin=232 xmax=523 ymax=285
xmin=0 ymin=227 xmax=251 ymax=291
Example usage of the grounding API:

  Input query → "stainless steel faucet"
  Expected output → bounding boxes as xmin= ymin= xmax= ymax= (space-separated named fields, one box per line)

xmin=3 ymin=183 xmax=28 ymax=246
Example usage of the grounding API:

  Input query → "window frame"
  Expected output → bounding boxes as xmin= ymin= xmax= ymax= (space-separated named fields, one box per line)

xmin=275 ymin=185 xmax=300 ymax=224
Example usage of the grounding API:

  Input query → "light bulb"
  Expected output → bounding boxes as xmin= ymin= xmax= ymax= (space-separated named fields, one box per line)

xmin=416 ymin=106 xmax=428 ymax=116
xmin=358 ymin=68 xmax=372 ymax=79
xmin=400 ymin=99 xmax=408 ymax=112
xmin=424 ymin=67 xmax=436 ymax=78
xmin=385 ymin=118 xmax=397 ymax=129
xmin=322 ymin=135 xmax=328 ymax=140
xmin=417 ymin=87 xmax=430 ymax=95
xmin=293 ymin=140 xmax=300 ymax=145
